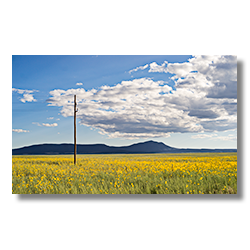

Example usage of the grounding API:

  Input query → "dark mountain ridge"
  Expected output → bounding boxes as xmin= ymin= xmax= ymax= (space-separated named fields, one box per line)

xmin=12 ymin=140 xmax=237 ymax=155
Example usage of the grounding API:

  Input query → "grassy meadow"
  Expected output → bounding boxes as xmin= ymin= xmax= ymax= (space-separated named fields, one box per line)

xmin=12 ymin=153 xmax=237 ymax=194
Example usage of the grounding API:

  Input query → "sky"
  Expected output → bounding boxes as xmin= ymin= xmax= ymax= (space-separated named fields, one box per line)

xmin=12 ymin=55 xmax=237 ymax=149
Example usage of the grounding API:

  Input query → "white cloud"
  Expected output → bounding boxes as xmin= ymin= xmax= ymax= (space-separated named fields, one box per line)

xmin=211 ymin=135 xmax=237 ymax=141
xmin=192 ymin=134 xmax=217 ymax=139
xmin=147 ymin=56 xmax=237 ymax=100
xmin=12 ymin=88 xmax=23 ymax=94
xmin=192 ymin=133 xmax=236 ymax=141
xmin=46 ymin=56 xmax=237 ymax=139
xmin=33 ymin=122 xmax=58 ymax=127
xmin=12 ymin=88 xmax=39 ymax=103
xmin=166 ymin=61 xmax=194 ymax=78
xmin=44 ymin=80 xmax=201 ymax=138
xmin=47 ymin=117 xmax=54 ymax=120
xmin=129 ymin=64 xmax=148 ymax=74
xmin=76 ymin=82 xmax=83 ymax=86
xmin=166 ymin=55 xmax=237 ymax=99
xmin=42 ymin=123 xmax=58 ymax=127
xmin=32 ymin=122 xmax=41 ymax=126
xmin=12 ymin=129 xmax=29 ymax=133
xmin=148 ymin=61 xmax=168 ymax=73
xmin=20 ymin=93 xmax=35 ymax=103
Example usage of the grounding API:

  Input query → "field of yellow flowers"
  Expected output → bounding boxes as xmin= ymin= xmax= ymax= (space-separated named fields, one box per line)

xmin=12 ymin=153 xmax=237 ymax=194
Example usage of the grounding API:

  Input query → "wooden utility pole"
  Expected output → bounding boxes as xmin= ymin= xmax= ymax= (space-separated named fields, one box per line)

xmin=74 ymin=95 xmax=77 ymax=164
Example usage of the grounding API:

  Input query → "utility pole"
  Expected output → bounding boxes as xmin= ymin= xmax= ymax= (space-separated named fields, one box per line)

xmin=74 ymin=95 xmax=77 ymax=164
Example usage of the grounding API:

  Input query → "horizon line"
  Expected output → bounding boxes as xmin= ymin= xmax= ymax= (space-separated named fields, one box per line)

xmin=12 ymin=140 xmax=237 ymax=150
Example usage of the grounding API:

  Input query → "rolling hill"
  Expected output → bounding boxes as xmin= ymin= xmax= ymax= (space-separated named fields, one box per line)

xmin=12 ymin=140 xmax=237 ymax=155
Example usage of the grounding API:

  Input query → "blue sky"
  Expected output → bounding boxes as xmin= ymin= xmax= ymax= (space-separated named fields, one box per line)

xmin=12 ymin=55 xmax=237 ymax=149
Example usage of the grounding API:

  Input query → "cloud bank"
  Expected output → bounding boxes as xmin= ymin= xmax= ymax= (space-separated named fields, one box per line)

xmin=47 ymin=55 xmax=237 ymax=139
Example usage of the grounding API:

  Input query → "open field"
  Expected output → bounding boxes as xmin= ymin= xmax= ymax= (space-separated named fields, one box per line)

xmin=12 ymin=153 xmax=237 ymax=194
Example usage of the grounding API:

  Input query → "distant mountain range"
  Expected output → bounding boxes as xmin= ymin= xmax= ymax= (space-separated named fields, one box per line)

xmin=12 ymin=140 xmax=237 ymax=155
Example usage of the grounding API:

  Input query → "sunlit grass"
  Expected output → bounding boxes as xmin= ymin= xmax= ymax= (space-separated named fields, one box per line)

xmin=12 ymin=153 xmax=237 ymax=194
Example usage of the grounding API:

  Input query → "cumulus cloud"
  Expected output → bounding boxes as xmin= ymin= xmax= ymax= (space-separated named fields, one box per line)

xmin=129 ymin=64 xmax=148 ymax=74
xmin=76 ymin=82 xmax=83 ymax=86
xmin=148 ymin=61 xmax=168 ymax=73
xmin=47 ymin=117 xmax=54 ymax=120
xmin=46 ymin=56 xmax=237 ymax=139
xmin=12 ymin=129 xmax=29 ymax=133
xmin=188 ymin=109 xmax=220 ymax=119
xmin=12 ymin=88 xmax=39 ymax=103
xmin=20 ymin=94 xmax=36 ymax=103
xmin=166 ymin=55 xmax=237 ymax=99
xmin=42 ymin=123 xmax=58 ymax=127
xmin=146 ymin=56 xmax=237 ymax=100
